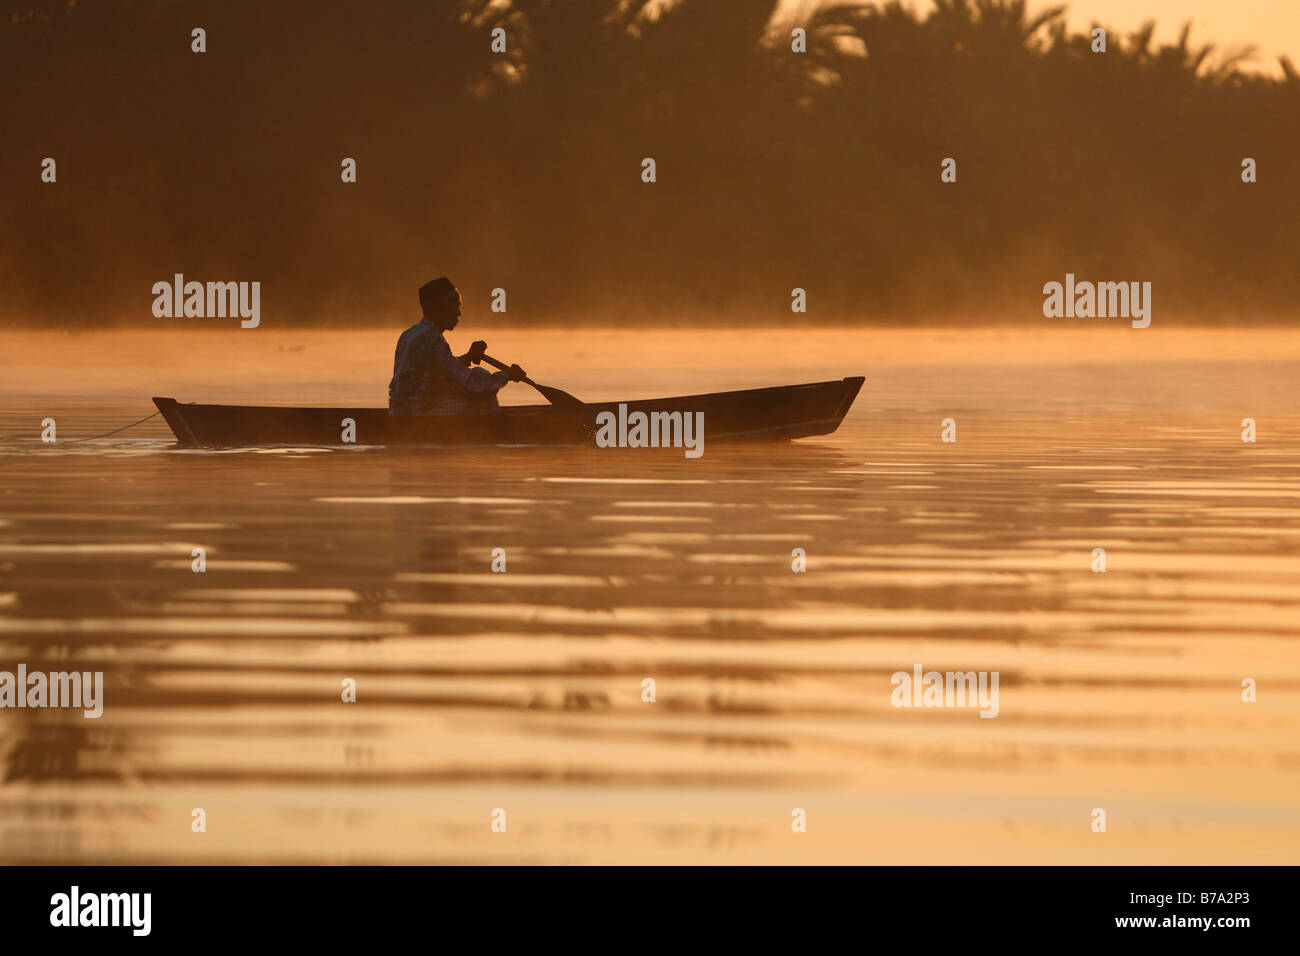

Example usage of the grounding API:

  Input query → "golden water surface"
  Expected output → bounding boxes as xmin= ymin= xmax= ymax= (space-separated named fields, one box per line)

xmin=1 ymin=327 xmax=1298 ymax=863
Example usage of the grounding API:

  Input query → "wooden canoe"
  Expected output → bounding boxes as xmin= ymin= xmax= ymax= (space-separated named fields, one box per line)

xmin=152 ymin=376 xmax=864 ymax=448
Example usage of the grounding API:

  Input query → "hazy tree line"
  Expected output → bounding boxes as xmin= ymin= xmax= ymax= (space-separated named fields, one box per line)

xmin=2 ymin=0 xmax=1297 ymax=326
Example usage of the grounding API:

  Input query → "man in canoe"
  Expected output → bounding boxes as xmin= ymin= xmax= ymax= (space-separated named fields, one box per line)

xmin=388 ymin=277 xmax=527 ymax=415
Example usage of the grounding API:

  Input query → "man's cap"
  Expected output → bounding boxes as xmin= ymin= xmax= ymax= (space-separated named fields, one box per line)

xmin=419 ymin=277 xmax=458 ymax=308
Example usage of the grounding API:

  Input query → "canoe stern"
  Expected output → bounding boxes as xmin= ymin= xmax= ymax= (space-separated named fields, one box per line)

xmin=152 ymin=397 xmax=200 ymax=446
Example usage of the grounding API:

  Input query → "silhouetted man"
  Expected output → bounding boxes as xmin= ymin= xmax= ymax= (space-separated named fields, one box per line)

xmin=388 ymin=278 xmax=526 ymax=415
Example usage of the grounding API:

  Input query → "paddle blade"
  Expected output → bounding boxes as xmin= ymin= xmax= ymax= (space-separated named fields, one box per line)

xmin=531 ymin=382 xmax=585 ymax=410
xmin=479 ymin=353 xmax=586 ymax=413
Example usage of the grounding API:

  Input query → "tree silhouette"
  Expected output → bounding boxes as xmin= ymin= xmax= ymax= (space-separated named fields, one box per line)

xmin=1 ymin=0 xmax=1296 ymax=325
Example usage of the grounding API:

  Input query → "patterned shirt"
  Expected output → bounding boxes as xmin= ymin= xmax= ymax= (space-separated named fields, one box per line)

xmin=387 ymin=318 xmax=508 ymax=415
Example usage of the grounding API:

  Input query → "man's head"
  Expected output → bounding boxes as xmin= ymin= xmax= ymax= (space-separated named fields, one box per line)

xmin=419 ymin=277 xmax=462 ymax=331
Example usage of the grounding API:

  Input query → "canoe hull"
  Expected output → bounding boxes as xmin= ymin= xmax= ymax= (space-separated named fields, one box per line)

xmin=151 ymin=377 xmax=864 ymax=448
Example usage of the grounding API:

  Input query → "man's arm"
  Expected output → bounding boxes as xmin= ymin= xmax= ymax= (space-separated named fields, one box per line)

xmin=455 ymin=340 xmax=488 ymax=367
xmin=434 ymin=336 xmax=507 ymax=393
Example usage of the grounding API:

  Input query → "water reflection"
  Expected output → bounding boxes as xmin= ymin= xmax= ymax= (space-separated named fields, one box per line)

xmin=2 ymin=342 xmax=1300 ymax=862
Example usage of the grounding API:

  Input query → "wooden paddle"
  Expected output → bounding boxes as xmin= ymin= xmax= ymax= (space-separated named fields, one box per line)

xmin=479 ymin=353 xmax=586 ymax=410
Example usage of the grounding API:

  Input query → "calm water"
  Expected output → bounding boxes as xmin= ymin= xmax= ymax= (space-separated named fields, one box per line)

xmin=1 ymin=328 xmax=1298 ymax=863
